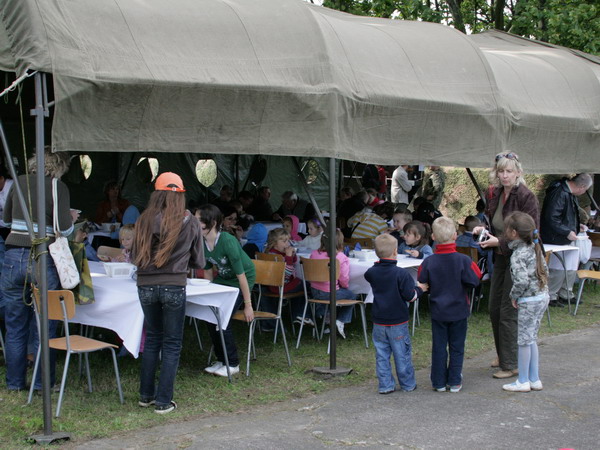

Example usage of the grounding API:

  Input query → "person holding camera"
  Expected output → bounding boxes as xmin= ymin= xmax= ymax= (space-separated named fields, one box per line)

xmin=473 ymin=152 xmax=539 ymax=380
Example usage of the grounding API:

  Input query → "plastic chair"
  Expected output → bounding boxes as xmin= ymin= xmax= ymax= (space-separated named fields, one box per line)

xmin=296 ymin=257 xmax=368 ymax=349
xmin=27 ymin=288 xmax=124 ymax=417
xmin=255 ymin=252 xmax=305 ymax=338
xmin=232 ymin=259 xmax=291 ymax=376
xmin=344 ymin=237 xmax=375 ymax=249
xmin=97 ymin=245 xmax=123 ymax=261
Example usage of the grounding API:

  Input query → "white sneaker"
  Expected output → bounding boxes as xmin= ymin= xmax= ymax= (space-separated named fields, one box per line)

xmin=204 ymin=361 xmax=223 ymax=374
xmin=294 ymin=316 xmax=314 ymax=327
xmin=213 ymin=364 xmax=240 ymax=377
xmin=502 ymin=380 xmax=531 ymax=392
xmin=529 ymin=379 xmax=543 ymax=391
xmin=336 ymin=320 xmax=346 ymax=339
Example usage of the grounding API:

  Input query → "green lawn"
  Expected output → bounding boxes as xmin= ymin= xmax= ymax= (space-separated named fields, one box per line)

xmin=1 ymin=284 xmax=600 ymax=448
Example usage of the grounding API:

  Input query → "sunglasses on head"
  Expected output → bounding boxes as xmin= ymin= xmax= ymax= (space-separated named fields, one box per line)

xmin=496 ymin=152 xmax=519 ymax=162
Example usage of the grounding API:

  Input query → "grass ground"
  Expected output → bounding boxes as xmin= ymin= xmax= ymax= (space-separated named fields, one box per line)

xmin=1 ymin=283 xmax=600 ymax=448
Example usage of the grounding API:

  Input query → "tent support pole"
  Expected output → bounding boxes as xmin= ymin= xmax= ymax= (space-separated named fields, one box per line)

xmin=466 ymin=168 xmax=485 ymax=206
xmin=29 ymin=72 xmax=70 ymax=444
xmin=292 ymin=157 xmax=326 ymax=226
xmin=312 ymin=157 xmax=351 ymax=377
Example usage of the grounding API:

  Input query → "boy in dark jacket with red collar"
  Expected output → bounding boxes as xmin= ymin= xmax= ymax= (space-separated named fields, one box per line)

xmin=365 ymin=234 xmax=428 ymax=394
xmin=418 ymin=217 xmax=481 ymax=393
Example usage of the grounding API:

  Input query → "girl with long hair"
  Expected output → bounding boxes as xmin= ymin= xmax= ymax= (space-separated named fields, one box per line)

xmin=197 ymin=204 xmax=255 ymax=377
xmin=501 ymin=211 xmax=549 ymax=392
xmin=133 ymin=172 xmax=204 ymax=414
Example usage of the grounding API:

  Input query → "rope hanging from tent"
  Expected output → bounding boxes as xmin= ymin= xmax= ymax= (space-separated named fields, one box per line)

xmin=0 ymin=69 xmax=37 ymax=99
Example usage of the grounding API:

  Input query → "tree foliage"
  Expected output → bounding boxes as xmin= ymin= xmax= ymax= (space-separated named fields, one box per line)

xmin=322 ymin=0 xmax=599 ymax=55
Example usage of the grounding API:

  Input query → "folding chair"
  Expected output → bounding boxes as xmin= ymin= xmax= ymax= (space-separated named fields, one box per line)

xmin=232 ymin=259 xmax=291 ymax=376
xmin=28 ymin=288 xmax=124 ymax=417
xmin=296 ymin=257 xmax=368 ymax=349
xmin=344 ymin=237 xmax=375 ymax=249
xmin=574 ymin=269 xmax=600 ymax=316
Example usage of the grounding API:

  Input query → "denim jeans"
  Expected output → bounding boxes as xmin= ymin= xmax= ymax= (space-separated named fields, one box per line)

xmin=206 ymin=292 xmax=243 ymax=367
xmin=430 ymin=318 xmax=468 ymax=389
xmin=1 ymin=247 xmax=58 ymax=390
xmin=311 ymin=287 xmax=355 ymax=324
xmin=138 ymin=285 xmax=187 ymax=407
xmin=372 ymin=322 xmax=416 ymax=392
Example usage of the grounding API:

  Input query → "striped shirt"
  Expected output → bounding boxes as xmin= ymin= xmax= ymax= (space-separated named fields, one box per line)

xmin=348 ymin=211 xmax=388 ymax=239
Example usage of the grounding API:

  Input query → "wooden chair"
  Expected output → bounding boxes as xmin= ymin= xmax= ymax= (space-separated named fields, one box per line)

xmin=27 ymin=289 xmax=123 ymax=417
xmin=344 ymin=237 xmax=375 ymax=249
xmin=232 ymin=259 xmax=291 ymax=376
xmin=255 ymin=252 xmax=305 ymax=337
xmin=97 ymin=245 xmax=123 ymax=261
xmin=296 ymin=257 xmax=368 ymax=349
xmin=573 ymin=269 xmax=600 ymax=316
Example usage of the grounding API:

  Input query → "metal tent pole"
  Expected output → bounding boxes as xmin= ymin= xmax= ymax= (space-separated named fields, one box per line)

xmin=29 ymin=72 xmax=70 ymax=444
xmin=312 ymin=157 xmax=351 ymax=377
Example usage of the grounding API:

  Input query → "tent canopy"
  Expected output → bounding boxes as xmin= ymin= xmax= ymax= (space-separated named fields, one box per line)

xmin=0 ymin=0 xmax=598 ymax=173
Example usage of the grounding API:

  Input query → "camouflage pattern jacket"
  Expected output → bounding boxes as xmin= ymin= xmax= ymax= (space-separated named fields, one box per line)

xmin=508 ymin=239 xmax=548 ymax=300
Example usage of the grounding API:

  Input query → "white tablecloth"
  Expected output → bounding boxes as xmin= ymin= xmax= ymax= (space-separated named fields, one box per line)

xmin=544 ymin=243 xmax=580 ymax=271
xmin=295 ymin=252 xmax=422 ymax=303
xmin=71 ymin=262 xmax=239 ymax=358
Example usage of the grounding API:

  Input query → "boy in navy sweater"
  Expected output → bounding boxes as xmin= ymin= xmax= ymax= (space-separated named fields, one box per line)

xmin=418 ymin=217 xmax=481 ymax=393
xmin=365 ymin=234 xmax=428 ymax=394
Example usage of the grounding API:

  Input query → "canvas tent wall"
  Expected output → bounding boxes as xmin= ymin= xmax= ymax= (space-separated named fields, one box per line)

xmin=0 ymin=0 xmax=598 ymax=173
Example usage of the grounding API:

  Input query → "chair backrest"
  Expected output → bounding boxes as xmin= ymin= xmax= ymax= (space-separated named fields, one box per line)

xmin=456 ymin=246 xmax=479 ymax=262
xmin=544 ymin=250 xmax=552 ymax=266
xmin=252 ymin=259 xmax=286 ymax=288
xmin=97 ymin=246 xmax=123 ymax=260
xmin=300 ymin=257 xmax=340 ymax=283
xmin=32 ymin=288 xmax=76 ymax=321
xmin=587 ymin=232 xmax=600 ymax=247
xmin=256 ymin=252 xmax=283 ymax=262
xmin=344 ymin=237 xmax=374 ymax=249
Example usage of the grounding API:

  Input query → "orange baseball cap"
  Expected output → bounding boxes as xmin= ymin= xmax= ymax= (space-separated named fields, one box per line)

xmin=155 ymin=172 xmax=186 ymax=192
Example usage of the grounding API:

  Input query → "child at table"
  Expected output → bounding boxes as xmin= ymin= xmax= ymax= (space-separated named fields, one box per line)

xmin=417 ymin=217 xmax=481 ymax=393
xmin=73 ymin=221 xmax=100 ymax=262
xmin=99 ymin=224 xmax=134 ymax=263
xmin=283 ymin=215 xmax=303 ymax=242
xmin=261 ymin=228 xmax=307 ymax=329
xmin=308 ymin=229 xmax=355 ymax=339
xmin=299 ymin=218 xmax=324 ymax=250
xmin=133 ymin=172 xmax=204 ymax=414
xmin=197 ymin=204 xmax=256 ymax=378
xmin=398 ymin=221 xmax=433 ymax=259
xmin=365 ymin=233 xmax=427 ymax=394
xmin=388 ymin=211 xmax=412 ymax=245
xmin=501 ymin=211 xmax=549 ymax=393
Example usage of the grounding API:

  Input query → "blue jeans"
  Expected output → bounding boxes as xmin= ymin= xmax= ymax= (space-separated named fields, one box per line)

xmin=372 ymin=322 xmax=416 ymax=392
xmin=311 ymin=287 xmax=355 ymax=324
xmin=430 ymin=318 xmax=468 ymax=389
xmin=206 ymin=292 xmax=243 ymax=367
xmin=138 ymin=285 xmax=187 ymax=407
xmin=1 ymin=247 xmax=58 ymax=390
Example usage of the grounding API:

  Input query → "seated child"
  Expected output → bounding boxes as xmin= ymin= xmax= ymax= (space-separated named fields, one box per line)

xmin=365 ymin=234 xmax=427 ymax=394
xmin=309 ymin=229 xmax=355 ymax=338
xmin=242 ymin=223 xmax=268 ymax=260
xmin=398 ymin=221 xmax=433 ymax=259
xmin=417 ymin=217 xmax=481 ymax=393
xmin=388 ymin=211 xmax=412 ymax=244
xmin=100 ymin=224 xmax=134 ymax=262
xmin=283 ymin=215 xmax=303 ymax=242
xmin=299 ymin=218 xmax=324 ymax=250
xmin=456 ymin=215 xmax=493 ymax=278
xmin=262 ymin=228 xmax=306 ymax=330
xmin=73 ymin=221 xmax=100 ymax=262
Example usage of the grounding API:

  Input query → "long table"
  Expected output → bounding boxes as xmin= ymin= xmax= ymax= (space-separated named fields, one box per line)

xmin=72 ymin=262 xmax=239 ymax=359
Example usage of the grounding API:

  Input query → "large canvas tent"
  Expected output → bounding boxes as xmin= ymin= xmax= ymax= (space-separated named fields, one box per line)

xmin=0 ymin=0 xmax=598 ymax=173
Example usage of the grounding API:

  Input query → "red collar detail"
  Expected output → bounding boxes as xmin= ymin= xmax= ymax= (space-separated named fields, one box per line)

xmin=434 ymin=243 xmax=456 ymax=254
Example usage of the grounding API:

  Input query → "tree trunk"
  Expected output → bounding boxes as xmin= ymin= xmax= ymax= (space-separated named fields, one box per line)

xmin=446 ymin=0 xmax=466 ymax=33
xmin=494 ymin=0 xmax=505 ymax=30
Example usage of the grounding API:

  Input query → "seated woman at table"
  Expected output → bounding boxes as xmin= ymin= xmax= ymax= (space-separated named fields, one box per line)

xmin=197 ymin=204 xmax=255 ymax=378
xmin=95 ymin=180 xmax=130 ymax=225
xmin=132 ymin=172 xmax=204 ymax=414
xmin=309 ymin=229 xmax=355 ymax=339
xmin=262 ymin=228 xmax=308 ymax=330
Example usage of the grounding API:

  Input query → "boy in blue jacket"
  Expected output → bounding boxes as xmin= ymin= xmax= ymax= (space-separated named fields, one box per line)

xmin=418 ymin=217 xmax=481 ymax=393
xmin=365 ymin=234 xmax=428 ymax=394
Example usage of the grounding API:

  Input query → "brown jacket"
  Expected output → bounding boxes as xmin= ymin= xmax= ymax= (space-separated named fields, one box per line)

xmin=486 ymin=183 xmax=539 ymax=256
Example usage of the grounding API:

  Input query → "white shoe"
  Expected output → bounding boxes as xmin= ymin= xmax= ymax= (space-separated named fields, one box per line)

xmin=204 ymin=361 xmax=223 ymax=374
xmin=213 ymin=364 xmax=240 ymax=377
xmin=336 ymin=320 xmax=346 ymax=339
xmin=529 ymin=379 xmax=543 ymax=391
xmin=502 ymin=380 xmax=531 ymax=392
xmin=294 ymin=316 xmax=314 ymax=327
